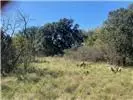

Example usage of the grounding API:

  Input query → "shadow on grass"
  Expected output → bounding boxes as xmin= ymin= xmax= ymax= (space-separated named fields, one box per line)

xmin=122 ymin=63 xmax=133 ymax=69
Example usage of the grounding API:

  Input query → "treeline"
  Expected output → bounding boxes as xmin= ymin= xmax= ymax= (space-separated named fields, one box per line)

xmin=1 ymin=16 xmax=84 ymax=75
xmin=1 ymin=3 xmax=133 ymax=75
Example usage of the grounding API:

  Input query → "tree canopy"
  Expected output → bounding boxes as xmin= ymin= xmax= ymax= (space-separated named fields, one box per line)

xmin=36 ymin=18 xmax=84 ymax=56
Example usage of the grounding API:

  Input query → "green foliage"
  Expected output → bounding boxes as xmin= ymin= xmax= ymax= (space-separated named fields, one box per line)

xmin=13 ymin=32 xmax=33 ymax=71
xmin=36 ymin=18 xmax=84 ymax=56
xmin=102 ymin=7 xmax=133 ymax=65
xmin=13 ymin=26 xmax=38 ymax=71
xmin=85 ymin=5 xmax=133 ymax=66
xmin=85 ymin=28 xmax=103 ymax=46
xmin=24 ymin=26 xmax=39 ymax=56
xmin=1 ymin=31 xmax=16 ymax=74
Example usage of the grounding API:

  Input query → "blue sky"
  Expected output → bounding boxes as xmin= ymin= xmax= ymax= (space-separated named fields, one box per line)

xmin=2 ymin=1 xmax=132 ymax=30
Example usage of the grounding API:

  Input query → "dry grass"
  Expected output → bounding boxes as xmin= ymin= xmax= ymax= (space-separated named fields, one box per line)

xmin=1 ymin=57 xmax=133 ymax=100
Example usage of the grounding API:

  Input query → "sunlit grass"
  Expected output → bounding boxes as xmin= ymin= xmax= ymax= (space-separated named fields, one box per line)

xmin=1 ymin=57 xmax=133 ymax=100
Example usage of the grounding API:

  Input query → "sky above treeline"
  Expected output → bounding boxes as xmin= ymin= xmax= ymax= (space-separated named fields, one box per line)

xmin=2 ymin=1 xmax=132 ymax=31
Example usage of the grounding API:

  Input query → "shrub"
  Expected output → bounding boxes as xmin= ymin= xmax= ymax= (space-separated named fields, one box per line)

xmin=1 ymin=31 xmax=17 ymax=75
xmin=64 ymin=46 xmax=105 ymax=62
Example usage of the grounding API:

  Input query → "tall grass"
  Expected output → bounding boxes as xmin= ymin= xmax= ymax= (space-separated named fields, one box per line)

xmin=1 ymin=57 xmax=133 ymax=100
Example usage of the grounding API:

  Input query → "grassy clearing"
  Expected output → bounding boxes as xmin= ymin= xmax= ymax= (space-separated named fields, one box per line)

xmin=1 ymin=57 xmax=133 ymax=100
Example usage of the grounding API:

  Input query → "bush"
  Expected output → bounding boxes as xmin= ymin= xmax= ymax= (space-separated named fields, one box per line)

xmin=1 ymin=31 xmax=17 ymax=75
xmin=64 ymin=46 xmax=105 ymax=62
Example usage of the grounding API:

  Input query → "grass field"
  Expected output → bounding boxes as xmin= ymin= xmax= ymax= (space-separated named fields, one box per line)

xmin=1 ymin=57 xmax=133 ymax=100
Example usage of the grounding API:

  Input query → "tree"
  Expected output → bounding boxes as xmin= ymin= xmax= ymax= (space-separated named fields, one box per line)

xmin=102 ymin=7 xmax=133 ymax=66
xmin=22 ymin=26 xmax=39 ymax=59
xmin=1 ymin=10 xmax=33 ymax=75
xmin=1 ymin=30 xmax=16 ymax=74
xmin=14 ymin=10 xmax=33 ymax=71
xmin=37 ymin=18 xmax=84 ymax=56
xmin=84 ymin=4 xmax=133 ymax=66
xmin=1 ymin=15 xmax=20 ymax=75
xmin=85 ymin=28 xmax=103 ymax=46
